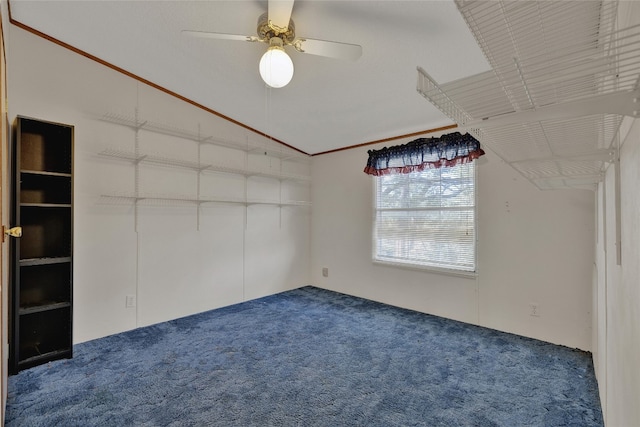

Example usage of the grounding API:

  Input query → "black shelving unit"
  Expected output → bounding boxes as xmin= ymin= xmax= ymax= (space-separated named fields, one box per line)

xmin=10 ymin=116 xmax=73 ymax=373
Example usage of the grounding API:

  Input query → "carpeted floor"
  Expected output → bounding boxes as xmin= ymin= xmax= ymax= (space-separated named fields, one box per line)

xmin=6 ymin=286 xmax=603 ymax=426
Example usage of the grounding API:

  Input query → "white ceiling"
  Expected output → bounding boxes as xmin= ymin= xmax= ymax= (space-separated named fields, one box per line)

xmin=8 ymin=0 xmax=491 ymax=155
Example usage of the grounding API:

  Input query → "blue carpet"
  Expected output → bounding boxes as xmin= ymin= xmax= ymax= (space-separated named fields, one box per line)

xmin=6 ymin=286 xmax=602 ymax=426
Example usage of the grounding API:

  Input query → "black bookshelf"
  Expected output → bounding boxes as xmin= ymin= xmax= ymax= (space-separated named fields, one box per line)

xmin=10 ymin=116 xmax=74 ymax=373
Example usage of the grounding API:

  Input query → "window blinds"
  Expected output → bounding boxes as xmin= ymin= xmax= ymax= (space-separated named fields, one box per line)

xmin=374 ymin=162 xmax=476 ymax=272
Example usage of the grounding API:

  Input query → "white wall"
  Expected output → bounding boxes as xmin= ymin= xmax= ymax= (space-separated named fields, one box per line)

xmin=591 ymin=3 xmax=640 ymax=424
xmin=594 ymin=116 xmax=640 ymax=426
xmin=5 ymin=26 xmax=311 ymax=343
xmin=312 ymin=135 xmax=595 ymax=351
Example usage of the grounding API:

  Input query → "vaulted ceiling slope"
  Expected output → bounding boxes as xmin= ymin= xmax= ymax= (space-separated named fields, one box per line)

xmin=7 ymin=0 xmax=490 ymax=155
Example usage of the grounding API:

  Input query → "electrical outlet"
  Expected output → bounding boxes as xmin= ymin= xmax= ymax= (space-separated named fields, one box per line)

xmin=126 ymin=295 xmax=137 ymax=308
xmin=322 ymin=267 xmax=329 ymax=277
xmin=529 ymin=303 xmax=540 ymax=317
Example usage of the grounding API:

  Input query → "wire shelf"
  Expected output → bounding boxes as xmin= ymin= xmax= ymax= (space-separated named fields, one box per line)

xmin=99 ymin=148 xmax=311 ymax=182
xmin=417 ymin=0 xmax=638 ymax=190
xmin=100 ymin=193 xmax=311 ymax=208
xmin=100 ymin=112 xmax=310 ymax=162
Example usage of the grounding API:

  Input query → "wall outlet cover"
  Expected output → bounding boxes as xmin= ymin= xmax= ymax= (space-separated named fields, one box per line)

xmin=529 ymin=303 xmax=540 ymax=317
xmin=126 ymin=295 xmax=137 ymax=308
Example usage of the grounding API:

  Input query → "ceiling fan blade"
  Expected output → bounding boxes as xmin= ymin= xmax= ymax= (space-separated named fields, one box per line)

xmin=292 ymin=38 xmax=363 ymax=61
xmin=181 ymin=30 xmax=259 ymax=43
xmin=268 ymin=0 xmax=295 ymax=33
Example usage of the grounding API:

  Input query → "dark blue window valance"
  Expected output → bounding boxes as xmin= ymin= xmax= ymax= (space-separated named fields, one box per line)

xmin=364 ymin=132 xmax=485 ymax=176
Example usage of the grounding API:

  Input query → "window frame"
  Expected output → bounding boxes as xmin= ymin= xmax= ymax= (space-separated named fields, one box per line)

xmin=371 ymin=163 xmax=478 ymax=278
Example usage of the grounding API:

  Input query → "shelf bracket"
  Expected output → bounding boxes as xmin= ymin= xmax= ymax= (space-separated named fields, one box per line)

xmin=510 ymin=149 xmax=617 ymax=165
xmin=456 ymin=90 xmax=640 ymax=131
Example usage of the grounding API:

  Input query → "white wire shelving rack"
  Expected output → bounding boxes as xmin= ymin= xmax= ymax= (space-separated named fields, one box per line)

xmin=98 ymin=111 xmax=312 ymax=230
xmin=417 ymin=0 xmax=640 ymax=190
xmin=98 ymin=148 xmax=312 ymax=183
xmin=99 ymin=193 xmax=312 ymax=208
xmin=100 ymin=112 xmax=310 ymax=162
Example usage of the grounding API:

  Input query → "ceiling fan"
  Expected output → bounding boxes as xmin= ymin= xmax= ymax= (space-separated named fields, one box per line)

xmin=182 ymin=0 xmax=363 ymax=88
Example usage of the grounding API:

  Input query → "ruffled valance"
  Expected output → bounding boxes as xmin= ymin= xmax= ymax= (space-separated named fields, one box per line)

xmin=364 ymin=132 xmax=485 ymax=176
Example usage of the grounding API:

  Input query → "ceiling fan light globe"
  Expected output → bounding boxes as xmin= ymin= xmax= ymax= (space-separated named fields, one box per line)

xmin=259 ymin=46 xmax=294 ymax=88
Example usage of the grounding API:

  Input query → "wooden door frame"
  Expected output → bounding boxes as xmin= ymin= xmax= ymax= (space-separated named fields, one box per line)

xmin=1 ymin=7 xmax=8 ymax=425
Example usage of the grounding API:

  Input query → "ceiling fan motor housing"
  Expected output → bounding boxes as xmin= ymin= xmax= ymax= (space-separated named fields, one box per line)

xmin=258 ymin=12 xmax=295 ymax=44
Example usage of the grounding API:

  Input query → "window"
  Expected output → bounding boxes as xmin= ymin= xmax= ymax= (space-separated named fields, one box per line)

xmin=373 ymin=162 xmax=476 ymax=273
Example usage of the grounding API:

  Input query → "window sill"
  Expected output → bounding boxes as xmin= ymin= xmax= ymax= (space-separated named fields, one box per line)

xmin=373 ymin=259 xmax=478 ymax=279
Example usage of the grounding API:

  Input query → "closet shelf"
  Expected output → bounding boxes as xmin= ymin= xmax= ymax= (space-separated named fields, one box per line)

xmin=100 ymin=112 xmax=310 ymax=162
xmin=246 ymin=146 xmax=309 ymax=162
xmin=20 ymin=302 xmax=71 ymax=316
xmin=99 ymin=148 xmax=311 ymax=182
xmin=18 ymin=349 xmax=72 ymax=369
xmin=100 ymin=193 xmax=311 ymax=207
xmin=20 ymin=257 xmax=72 ymax=267
xmin=21 ymin=170 xmax=72 ymax=178
xmin=21 ymin=203 xmax=72 ymax=208
xmin=247 ymin=199 xmax=312 ymax=207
